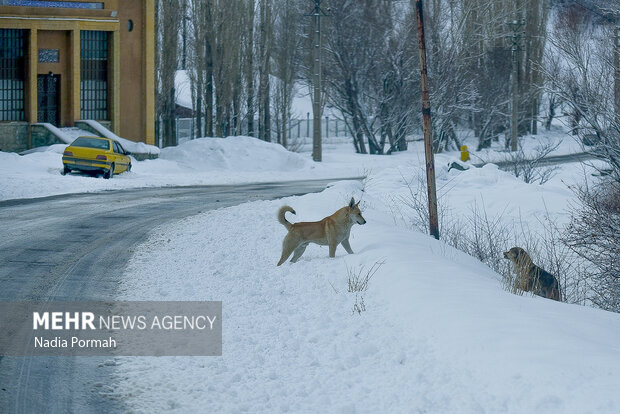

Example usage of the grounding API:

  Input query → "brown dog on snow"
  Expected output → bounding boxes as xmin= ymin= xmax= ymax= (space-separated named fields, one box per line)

xmin=277 ymin=198 xmax=366 ymax=266
xmin=503 ymin=247 xmax=562 ymax=301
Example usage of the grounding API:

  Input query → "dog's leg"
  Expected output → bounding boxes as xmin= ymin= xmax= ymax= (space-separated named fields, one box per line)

xmin=326 ymin=224 xmax=337 ymax=258
xmin=341 ymin=239 xmax=354 ymax=254
xmin=278 ymin=233 xmax=300 ymax=266
xmin=290 ymin=243 xmax=308 ymax=263
xmin=328 ymin=243 xmax=337 ymax=258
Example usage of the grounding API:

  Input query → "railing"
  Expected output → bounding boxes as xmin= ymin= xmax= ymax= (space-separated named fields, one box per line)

xmin=157 ymin=116 xmax=349 ymax=147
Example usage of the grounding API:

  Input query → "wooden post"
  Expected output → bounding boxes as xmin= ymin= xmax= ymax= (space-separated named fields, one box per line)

xmin=614 ymin=25 xmax=620 ymax=126
xmin=415 ymin=0 xmax=439 ymax=240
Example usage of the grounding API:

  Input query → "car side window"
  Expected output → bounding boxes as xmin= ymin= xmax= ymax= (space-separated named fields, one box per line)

xmin=117 ymin=143 xmax=127 ymax=154
xmin=113 ymin=142 xmax=121 ymax=153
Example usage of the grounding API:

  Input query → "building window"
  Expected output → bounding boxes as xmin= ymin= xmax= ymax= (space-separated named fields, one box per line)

xmin=80 ymin=30 xmax=108 ymax=121
xmin=0 ymin=29 xmax=25 ymax=122
xmin=0 ymin=1 xmax=104 ymax=9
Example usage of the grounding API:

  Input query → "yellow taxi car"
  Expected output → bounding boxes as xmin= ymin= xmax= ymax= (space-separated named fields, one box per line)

xmin=62 ymin=136 xmax=132 ymax=179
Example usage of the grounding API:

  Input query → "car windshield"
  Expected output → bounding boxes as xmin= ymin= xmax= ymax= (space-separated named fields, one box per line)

xmin=71 ymin=137 xmax=110 ymax=150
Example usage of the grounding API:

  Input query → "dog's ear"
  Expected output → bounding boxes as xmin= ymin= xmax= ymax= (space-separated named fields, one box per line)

xmin=349 ymin=197 xmax=355 ymax=208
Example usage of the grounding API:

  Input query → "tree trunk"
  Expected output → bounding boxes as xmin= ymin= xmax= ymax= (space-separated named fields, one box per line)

xmin=205 ymin=24 xmax=214 ymax=137
xmin=258 ymin=0 xmax=272 ymax=141
xmin=157 ymin=0 xmax=182 ymax=147
xmin=244 ymin=0 xmax=256 ymax=137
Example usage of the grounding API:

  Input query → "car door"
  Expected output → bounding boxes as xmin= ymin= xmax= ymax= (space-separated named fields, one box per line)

xmin=116 ymin=142 xmax=130 ymax=171
xmin=112 ymin=142 xmax=127 ymax=172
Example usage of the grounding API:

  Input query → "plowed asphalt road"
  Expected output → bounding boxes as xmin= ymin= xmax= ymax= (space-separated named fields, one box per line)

xmin=0 ymin=178 xmax=358 ymax=414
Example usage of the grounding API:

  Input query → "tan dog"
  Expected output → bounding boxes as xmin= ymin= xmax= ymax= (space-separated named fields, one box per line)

xmin=503 ymin=247 xmax=561 ymax=301
xmin=277 ymin=198 xmax=366 ymax=266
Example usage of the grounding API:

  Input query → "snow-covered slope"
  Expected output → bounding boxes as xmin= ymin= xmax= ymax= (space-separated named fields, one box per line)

xmin=109 ymin=169 xmax=620 ymax=413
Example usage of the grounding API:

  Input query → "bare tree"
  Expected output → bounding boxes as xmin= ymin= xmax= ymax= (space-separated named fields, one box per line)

xmin=187 ymin=0 xmax=211 ymax=138
xmin=156 ymin=0 xmax=184 ymax=147
xmin=324 ymin=0 xmax=399 ymax=154
xmin=243 ymin=0 xmax=257 ymax=137
xmin=564 ymin=182 xmax=620 ymax=312
xmin=257 ymin=0 xmax=273 ymax=141
xmin=546 ymin=4 xmax=620 ymax=180
xmin=521 ymin=0 xmax=550 ymax=136
xmin=272 ymin=0 xmax=302 ymax=148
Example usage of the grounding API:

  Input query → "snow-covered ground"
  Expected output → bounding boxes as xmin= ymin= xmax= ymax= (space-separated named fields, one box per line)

xmin=3 ymin=125 xmax=618 ymax=411
xmin=0 ymin=136 xmax=427 ymax=201
xmin=0 ymin=124 xmax=586 ymax=202
xmin=449 ymin=122 xmax=585 ymax=165
xmin=0 ymin=137 xmax=343 ymax=201
xmin=103 ymin=144 xmax=619 ymax=412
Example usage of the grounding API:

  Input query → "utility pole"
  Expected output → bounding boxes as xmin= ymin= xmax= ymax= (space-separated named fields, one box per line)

xmin=510 ymin=19 xmax=523 ymax=152
xmin=308 ymin=0 xmax=329 ymax=162
xmin=414 ymin=0 xmax=439 ymax=240
xmin=614 ymin=25 xmax=620 ymax=126
xmin=182 ymin=15 xmax=187 ymax=69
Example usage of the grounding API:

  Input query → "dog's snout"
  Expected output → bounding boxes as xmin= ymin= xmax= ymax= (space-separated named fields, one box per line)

xmin=503 ymin=251 xmax=509 ymax=258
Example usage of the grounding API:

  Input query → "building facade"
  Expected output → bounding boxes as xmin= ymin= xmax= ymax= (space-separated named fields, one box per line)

xmin=0 ymin=0 xmax=154 ymax=151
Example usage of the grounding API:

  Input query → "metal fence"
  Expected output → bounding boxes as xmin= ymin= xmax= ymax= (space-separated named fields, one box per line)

xmin=176 ymin=118 xmax=193 ymax=145
xmin=158 ymin=116 xmax=349 ymax=146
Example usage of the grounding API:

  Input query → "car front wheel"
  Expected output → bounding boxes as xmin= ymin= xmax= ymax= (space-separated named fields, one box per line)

xmin=61 ymin=166 xmax=70 ymax=176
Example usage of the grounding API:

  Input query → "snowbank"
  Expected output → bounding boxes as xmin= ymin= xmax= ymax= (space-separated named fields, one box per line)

xmin=0 ymin=127 xmax=595 ymax=203
xmin=20 ymin=143 xmax=68 ymax=155
xmin=79 ymin=120 xmax=160 ymax=155
xmin=29 ymin=121 xmax=159 ymax=155
xmin=33 ymin=123 xmax=74 ymax=144
xmin=0 ymin=136 xmax=419 ymax=201
xmin=0 ymin=137 xmax=316 ymax=201
xmin=159 ymin=136 xmax=309 ymax=172
xmin=109 ymin=165 xmax=620 ymax=413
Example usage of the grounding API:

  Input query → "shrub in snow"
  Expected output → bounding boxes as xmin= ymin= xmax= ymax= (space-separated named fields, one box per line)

xmin=347 ymin=261 xmax=384 ymax=314
xmin=347 ymin=261 xmax=383 ymax=293
xmin=506 ymin=140 xmax=560 ymax=185
xmin=390 ymin=170 xmax=594 ymax=304
xmin=564 ymin=181 xmax=620 ymax=312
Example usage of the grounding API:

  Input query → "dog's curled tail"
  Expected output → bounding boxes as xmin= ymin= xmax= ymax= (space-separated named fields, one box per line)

xmin=278 ymin=206 xmax=296 ymax=230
